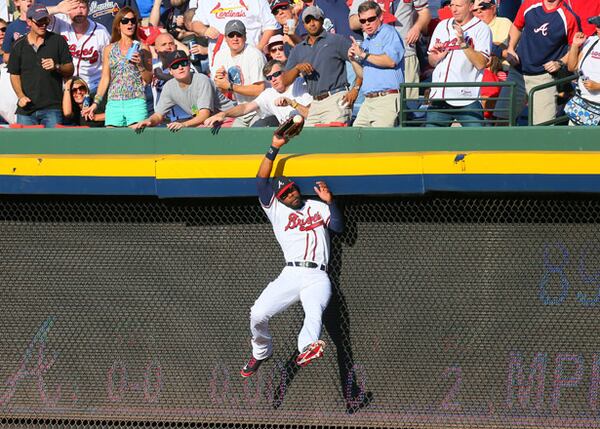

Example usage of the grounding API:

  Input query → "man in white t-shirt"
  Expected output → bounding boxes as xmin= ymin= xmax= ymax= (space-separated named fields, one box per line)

xmin=204 ymin=59 xmax=311 ymax=126
xmin=52 ymin=0 xmax=110 ymax=92
xmin=190 ymin=0 xmax=278 ymax=69
xmin=426 ymin=0 xmax=491 ymax=126
xmin=212 ymin=19 xmax=267 ymax=126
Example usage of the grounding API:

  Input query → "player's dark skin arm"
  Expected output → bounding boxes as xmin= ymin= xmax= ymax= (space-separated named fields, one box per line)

xmin=257 ymin=134 xmax=289 ymax=179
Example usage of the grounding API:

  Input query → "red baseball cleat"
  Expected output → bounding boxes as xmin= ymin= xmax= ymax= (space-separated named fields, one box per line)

xmin=296 ymin=340 xmax=326 ymax=367
xmin=241 ymin=355 xmax=269 ymax=378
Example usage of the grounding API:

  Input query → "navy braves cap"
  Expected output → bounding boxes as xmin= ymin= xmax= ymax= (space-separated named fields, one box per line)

xmin=224 ymin=19 xmax=247 ymax=37
xmin=272 ymin=176 xmax=296 ymax=198
xmin=589 ymin=16 xmax=600 ymax=27
xmin=164 ymin=50 xmax=188 ymax=68
xmin=27 ymin=4 xmax=50 ymax=21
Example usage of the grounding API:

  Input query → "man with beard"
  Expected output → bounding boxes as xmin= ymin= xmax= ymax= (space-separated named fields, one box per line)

xmin=53 ymin=0 xmax=110 ymax=91
xmin=240 ymin=128 xmax=344 ymax=378
xmin=8 ymin=4 xmax=74 ymax=127
xmin=282 ymin=6 xmax=359 ymax=126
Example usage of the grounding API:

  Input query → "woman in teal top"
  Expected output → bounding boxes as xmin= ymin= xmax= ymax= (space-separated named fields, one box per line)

xmin=86 ymin=7 xmax=152 ymax=127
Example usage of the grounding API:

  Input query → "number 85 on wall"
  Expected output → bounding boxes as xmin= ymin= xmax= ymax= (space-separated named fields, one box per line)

xmin=540 ymin=242 xmax=600 ymax=306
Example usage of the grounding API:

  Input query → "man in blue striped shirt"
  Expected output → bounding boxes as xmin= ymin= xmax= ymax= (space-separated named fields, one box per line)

xmin=348 ymin=1 xmax=405 ymax=127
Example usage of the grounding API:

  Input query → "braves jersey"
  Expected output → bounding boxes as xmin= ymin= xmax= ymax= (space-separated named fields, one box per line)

xmin=88 ymin=0 xmax=140 ymax=30
xmin=261 ymin=193 xmax=333 ymax=267
xmin=428 ymin=17 xmax=492 ymax=106
xmin=514 ymin=0 xmax=580 ymax=75
xmin=52 ymin=16 xmax=110 ymax=90
xmin=193 ymin=0 xmax=278 ymax=67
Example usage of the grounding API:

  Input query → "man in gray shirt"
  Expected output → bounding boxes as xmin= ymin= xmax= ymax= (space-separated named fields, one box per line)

xmin=131 ymin=50 xmax=233 ymax=131
xmin=349 ymin=0 xmax=430 ymax=101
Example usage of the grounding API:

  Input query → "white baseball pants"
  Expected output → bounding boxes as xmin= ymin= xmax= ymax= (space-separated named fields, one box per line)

xmin=250 ymin=266 xmax=332 ymax=360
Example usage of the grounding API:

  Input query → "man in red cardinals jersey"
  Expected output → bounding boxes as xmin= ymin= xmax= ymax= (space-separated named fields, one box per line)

xmin=53 ymin=0 xmax=110 ymax=91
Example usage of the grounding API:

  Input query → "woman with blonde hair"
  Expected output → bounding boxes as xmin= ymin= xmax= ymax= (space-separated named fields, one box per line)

xmin=84 ymin=7 xmax=152 ymax=127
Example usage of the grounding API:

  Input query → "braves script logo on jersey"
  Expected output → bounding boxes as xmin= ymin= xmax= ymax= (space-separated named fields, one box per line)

xmin=285 ymin=210 xmax=324 ymax=232
xmin=534 ymin=23 xmax=549 ymax=36
xmin=210 ymin=0 xmax=249 ymax=18
xmin=66 ymin=40 xmax=101 ymax=64
xmin=434 ymin=36 xmax=473 ymax=51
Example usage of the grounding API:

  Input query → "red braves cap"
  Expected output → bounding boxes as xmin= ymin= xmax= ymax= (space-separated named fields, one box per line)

xmin=272 ymin=176 xmax=296 ymax=198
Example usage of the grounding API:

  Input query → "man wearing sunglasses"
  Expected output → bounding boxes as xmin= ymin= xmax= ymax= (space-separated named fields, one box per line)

xmin=132 ymin=50 xmax=233 ymax=131
xmin=282 ymin=6 xmax=360 ymax=126
xmin=204 ymin=58 xmax=311 ymax=126
xmin=241 ymin=129 xmax=344 ymax=378
xmin=349 ymin=0 xmax=430 ymax=104
xmin=348 ymin=1 xmax=404 ymax=127
xmin=8 ymin=4 xmax=74 ymax=127
xmin=212 ymin=19 xmax=267 ymax=127
xmin=269 ymin=0 xmax=302 ymax=47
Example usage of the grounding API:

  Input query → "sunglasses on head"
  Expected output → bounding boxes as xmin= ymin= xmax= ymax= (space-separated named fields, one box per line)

xmin=359 ymin=15 xmax=378 ymax=24
xmin=72 ymin=85 xmax=87 ymax=92
xmin=266 ymin=70 xmax=283 ymax=81
xmin=120 ymin=17 xmax=137 ymax=25
xmin=270 ymin=45 xmax=284 ymax=53
xmin=170 ymin=60 xmax=189 ymax=70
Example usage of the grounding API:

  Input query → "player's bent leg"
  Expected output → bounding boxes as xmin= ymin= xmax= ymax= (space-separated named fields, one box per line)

xmin=296 ymin=274 xmax=331 ymax=367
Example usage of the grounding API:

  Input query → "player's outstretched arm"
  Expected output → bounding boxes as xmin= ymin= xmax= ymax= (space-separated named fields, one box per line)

xmin=257 ymin=134 xmax=288 ymax=179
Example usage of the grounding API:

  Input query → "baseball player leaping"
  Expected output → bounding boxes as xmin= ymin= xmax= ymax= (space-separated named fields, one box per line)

xmin=240 ymin=131 xmax=344 ymax=378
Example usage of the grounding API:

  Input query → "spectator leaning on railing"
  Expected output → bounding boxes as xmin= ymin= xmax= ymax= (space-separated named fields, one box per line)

xmin=132 ymin=50 xmax=234 ymax=131
xmin=426 ymin=0 xmax=491 ymax=127
xmin=8 ymin=4 xmax=74 ymax=127
xmin=565 ymin=16 xmax=600 ymax=126
xmin=85 ymin=6 xmax=152 ymax=127
xmin=348 ymin=1 xmax=405 ymax=127
xmin=494 ymin=0 xmax=580 ymax=125
xmin=349 ymin=0 xmax=430 ymax=104
xmin=204 ymin=59 xmax=312 ymax=126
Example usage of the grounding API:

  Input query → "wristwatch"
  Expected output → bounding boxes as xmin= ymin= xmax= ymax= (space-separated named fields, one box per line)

xmin=54 ymin=63 xmax=61 ymax=71
xmin=460 ymin=42 xmax=468 ymax=49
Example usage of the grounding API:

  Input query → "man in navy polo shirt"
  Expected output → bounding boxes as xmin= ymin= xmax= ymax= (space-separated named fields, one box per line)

xmin=282 ymin=5 xmax=360 ymax=126
xmin=494 ymin=0 xmax=579 ymax=124
xmin=348 ymin=1 xmax=404 ymax=127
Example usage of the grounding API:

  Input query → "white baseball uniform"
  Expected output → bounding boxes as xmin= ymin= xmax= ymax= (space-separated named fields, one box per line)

xmin=192 ymin=0 xmax=278 ymax=70
xmin=250 ymin=181 xmax=338 ymax=360
xmin=53 ymin=15 xmax=111 ymax=91
xmin=428 ymin=17 xmax=492 ymax=106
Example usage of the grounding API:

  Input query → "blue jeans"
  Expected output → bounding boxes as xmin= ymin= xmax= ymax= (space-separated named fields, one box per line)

xmin=425 ymin=100 xmax=483 ymax=127
xmin=17 ymin=109 xmax=63 ymax=128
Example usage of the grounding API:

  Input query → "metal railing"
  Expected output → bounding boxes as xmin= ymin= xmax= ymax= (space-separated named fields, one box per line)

xmin=527 ymin=73 xmax=578 ymax=126
xmin=398 ymin=81 xmax=518 ymax=127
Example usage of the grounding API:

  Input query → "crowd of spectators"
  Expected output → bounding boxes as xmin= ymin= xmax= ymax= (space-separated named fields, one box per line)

xmin=0 ymin=0 xmax=599 ymax=128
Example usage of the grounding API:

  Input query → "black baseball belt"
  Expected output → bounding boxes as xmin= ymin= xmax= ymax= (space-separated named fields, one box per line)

xmin=286 ymin=261 xmax=328 ymax=272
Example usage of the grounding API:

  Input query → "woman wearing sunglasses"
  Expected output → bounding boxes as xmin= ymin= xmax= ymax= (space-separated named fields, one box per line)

xmin=84 ymin=7 xmax=152 ymax=127
xmin=63 ymin=76 xmax=105 ymax=126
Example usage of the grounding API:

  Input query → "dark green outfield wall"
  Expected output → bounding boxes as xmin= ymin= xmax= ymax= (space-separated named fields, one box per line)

xmin=1 ymin=127 xmax=599 ymax=155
